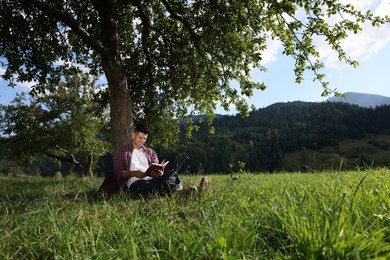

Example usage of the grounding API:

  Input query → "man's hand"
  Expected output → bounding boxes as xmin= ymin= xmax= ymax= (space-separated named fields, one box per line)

xmin=149 ymin=169 xmax=164 ymax=178
xmin=133 ymin=170 xmax=147 ymax=178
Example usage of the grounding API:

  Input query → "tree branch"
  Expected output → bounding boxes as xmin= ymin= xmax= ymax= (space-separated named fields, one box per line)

xmin=160 ymin=0 xmax=200 ymax=45
xmin=28 ymin=0 xmax=109 ymax=59
xmin=132 ymin=0 xmax=154 ymax=86
xmin=45 ymin=152 xmax=80 ymax=164
xmin=44 ymin=144 xmax=80 ymax=164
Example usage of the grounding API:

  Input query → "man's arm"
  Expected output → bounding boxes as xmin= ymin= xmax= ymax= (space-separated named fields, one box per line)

xmin=148 ymin=148 xmax=159 ymax=164
xmin=114 ymin=145 xmax=150 ymax=181
xmin=113 ymin=145 xmax=141 ymax=185
xmin=120 ymin=170 xmax=146 ymax=180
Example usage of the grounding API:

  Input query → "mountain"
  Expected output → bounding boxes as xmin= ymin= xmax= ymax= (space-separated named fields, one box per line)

xmin=326 ymin=92 xmax=390 ymax=108
xmin=265 ymin=101 xmax=309 ymax=109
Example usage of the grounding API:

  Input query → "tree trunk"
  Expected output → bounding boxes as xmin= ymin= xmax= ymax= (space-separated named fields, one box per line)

xmin=94 ymin=0 xmax=135 ymax=151
xmin=103 ymin=57 xmax=134 ymax=151
xmin=87 ymin=153 xmax=93 ymax=178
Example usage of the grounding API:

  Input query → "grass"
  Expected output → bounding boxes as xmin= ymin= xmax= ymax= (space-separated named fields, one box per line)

xmin=284 ymin=134 xmax=390 ymax=171
xmin=1 ymin=169 xmax=390 ymax=259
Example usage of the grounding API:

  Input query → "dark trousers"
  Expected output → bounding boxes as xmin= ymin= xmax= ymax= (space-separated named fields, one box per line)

xmin=129 ymin=171 xmax=182 ymax=196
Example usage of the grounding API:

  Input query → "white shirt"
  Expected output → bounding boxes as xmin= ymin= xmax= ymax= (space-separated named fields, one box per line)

xmin=127 ymin=148 xmax=152 ymax=188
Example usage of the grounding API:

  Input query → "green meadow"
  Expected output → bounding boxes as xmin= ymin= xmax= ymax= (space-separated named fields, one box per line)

xmin=1 ymin=170 xmax=389 ymax=259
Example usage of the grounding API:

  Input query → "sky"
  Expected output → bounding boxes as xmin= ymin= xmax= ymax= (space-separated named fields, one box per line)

xmin=1 ymin=0 xmax=390 ymax=115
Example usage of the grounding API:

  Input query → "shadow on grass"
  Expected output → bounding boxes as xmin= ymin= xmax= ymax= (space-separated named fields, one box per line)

xmin=1 ymin=176 xmax=202 ymax=209
xmin=0 ymin=176 xmax=107 ymax=208
xmin=0 ymin=177 xmax=55 ymax=200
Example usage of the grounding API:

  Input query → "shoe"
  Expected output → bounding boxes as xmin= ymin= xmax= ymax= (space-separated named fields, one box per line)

xmin=173 ymin=185 xmax=198 ymax=198
xmin=172 ymin=181 xmax=184 ymax=193
xmin=185 ymin=185 xmax=198 ymax=194
xmin=198 ymin=176 xmax=211 ymax=190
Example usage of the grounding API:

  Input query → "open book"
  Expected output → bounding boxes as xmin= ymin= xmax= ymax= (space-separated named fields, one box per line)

xmin=145 ymin=160 xmax=169 ymax=176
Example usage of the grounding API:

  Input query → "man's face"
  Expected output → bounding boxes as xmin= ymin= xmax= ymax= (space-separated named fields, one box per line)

xmin=132 ymin=131 xmax=148 ymax=149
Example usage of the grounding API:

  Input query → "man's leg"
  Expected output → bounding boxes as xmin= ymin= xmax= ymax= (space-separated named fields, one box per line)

xmin=129 ymin=172 xmax=183 ymax=196
xmin=128 ymin=180 xmax=161 ymax=196
xmin=152 ymin=171 xmax=183 ymax=194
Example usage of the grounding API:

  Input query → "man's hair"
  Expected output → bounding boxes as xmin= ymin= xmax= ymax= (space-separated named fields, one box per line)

xmin=134 ymin=125 xmax=150 ymax=135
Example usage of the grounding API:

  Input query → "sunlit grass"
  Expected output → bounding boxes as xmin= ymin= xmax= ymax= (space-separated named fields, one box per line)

xmin=1 ymin=169 xmax=389 ymax=259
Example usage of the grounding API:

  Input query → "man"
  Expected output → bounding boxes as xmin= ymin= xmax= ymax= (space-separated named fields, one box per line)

xmin=113 ymin=125 xmax=183 ymax=196
xmin=98 ymin=125 xmax=210 ymax=196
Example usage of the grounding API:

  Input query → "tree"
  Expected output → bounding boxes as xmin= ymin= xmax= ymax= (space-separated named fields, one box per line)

xmin=0 ymin=71 xmax=110 ymax=177
xmin=1 ymin=1 xmax=388 ymax=150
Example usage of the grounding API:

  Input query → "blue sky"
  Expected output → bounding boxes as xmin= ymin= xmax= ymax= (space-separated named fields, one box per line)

xmin=1 ymin=0 xmax=390 ymax=115
xmin=236 ymin=38 xmax=390 ymax=113
xmin=218 ymin=0 xmax=390 ymax=114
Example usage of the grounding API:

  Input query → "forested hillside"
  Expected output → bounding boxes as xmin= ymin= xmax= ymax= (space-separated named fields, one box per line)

xmin=2 ymin=101 xmax=389 ymax=177
xmin=160 ymin=102 xmax=390 ymax=174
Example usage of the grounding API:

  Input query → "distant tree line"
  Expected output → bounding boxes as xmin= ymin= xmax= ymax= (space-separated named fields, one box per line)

xmin=159 ymin=102 xmax=390 ymax=174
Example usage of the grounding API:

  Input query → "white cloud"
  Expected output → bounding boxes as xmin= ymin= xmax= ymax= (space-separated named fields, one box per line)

xmin=16 ymin=80 xmax=36 ymax=90
xmin=344 ymin=24 xmax=390 ymax=60
xmin=374 ymin=0 xmax=390 ymax=16
xmin=316 ymin=0 xmax=390 ymax=69
xmin=259 ymin=1 xmax=390 ymax=70
xmin=261 ymin=38 xmax=282 ymax=65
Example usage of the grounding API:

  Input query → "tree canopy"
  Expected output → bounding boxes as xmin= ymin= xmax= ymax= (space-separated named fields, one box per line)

xmin=1 ymin=0 xmax=389 ymax=149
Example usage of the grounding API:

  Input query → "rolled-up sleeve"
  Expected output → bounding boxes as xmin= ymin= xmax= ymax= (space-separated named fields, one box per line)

xmin=150 ymin=149 xmax=159 ymax=164
xmin=143 ymin=147 xmax=159 ymax=164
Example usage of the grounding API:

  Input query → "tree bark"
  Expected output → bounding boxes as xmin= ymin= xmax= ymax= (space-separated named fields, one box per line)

xmin=87 ymin=153 xmax=93 ymax=178
xmin=94 ymin=0 xmax=135 ymax=150
xmin=103 ymin=57 xmax=134 ymax=150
